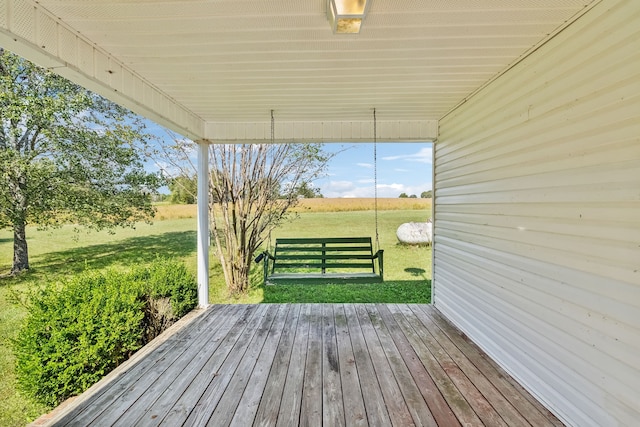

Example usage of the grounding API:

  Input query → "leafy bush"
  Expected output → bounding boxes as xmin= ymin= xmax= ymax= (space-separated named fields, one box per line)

xmin=143 ymin=258 xmax=197 ymax=318
xmin=13 ymin=258 xmax=197 ymax=407
xmin=135 ymin=258 xmax=198 ymax=342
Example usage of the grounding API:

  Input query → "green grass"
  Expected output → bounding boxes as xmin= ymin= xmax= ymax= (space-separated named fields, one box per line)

xmin=263 ymin=281 xmax=429 ymax=303
xmin=0 ymin=208 xmax=430 ymax=425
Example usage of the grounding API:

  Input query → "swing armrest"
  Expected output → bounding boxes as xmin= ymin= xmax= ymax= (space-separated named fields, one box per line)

xmin=256 ymin=251 xmax=275 ymax=285
xmin=254 ymin=251 xmax=275 ymax=263
xmin=372 ymin=250 xmax=384 ymax=279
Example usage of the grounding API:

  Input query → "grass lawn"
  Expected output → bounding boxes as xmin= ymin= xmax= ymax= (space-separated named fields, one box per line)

xmin=0 ymin=202 xmax=430 ymax=426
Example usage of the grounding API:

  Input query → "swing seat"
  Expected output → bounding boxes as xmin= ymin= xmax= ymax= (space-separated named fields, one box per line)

xmin=257 ymin=237 xmax=384 ymax=285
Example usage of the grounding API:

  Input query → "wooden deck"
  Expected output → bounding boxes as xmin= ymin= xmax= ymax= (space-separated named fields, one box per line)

xmin=45 ymin=304 xmax=562 ymax=426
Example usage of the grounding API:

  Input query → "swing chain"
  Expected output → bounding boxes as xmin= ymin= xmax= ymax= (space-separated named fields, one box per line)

xmin=373 ymin=108 xmax=380 ymax=251
xmin=271 ymin=109 xmax=275 ymax=144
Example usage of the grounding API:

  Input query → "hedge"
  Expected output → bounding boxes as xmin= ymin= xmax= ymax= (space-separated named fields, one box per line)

xmin=13 ymin=258 xmax=197 ymax=407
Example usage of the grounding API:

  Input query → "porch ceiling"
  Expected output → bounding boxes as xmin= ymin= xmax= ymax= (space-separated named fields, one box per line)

xmin=0 ymin=0 xmax=595 ymax=142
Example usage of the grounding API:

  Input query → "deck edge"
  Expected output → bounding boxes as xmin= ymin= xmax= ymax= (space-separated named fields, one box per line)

xmin=28 ymin=306 xmax=210 ymax=427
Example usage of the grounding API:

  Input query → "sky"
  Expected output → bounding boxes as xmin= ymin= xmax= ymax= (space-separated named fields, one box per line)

xmin=146 ymin=122 xmax=432 ymax=199
xmin=314 ymin=142 xmax=433 ymax=198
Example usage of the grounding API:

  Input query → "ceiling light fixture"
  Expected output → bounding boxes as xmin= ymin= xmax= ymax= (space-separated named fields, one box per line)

xmin=327 ymin=0 xmax=370 ymax=34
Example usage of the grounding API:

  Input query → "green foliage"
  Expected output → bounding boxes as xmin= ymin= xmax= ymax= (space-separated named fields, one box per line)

xmin=142 ymin=258 xmax=198 ymax=318
xmin=12 ymin=258 xmax=196 ymax=407
xmin=288 ymin=181 xmax=323 ymax=199
xmin=409 ymin=194 xmax=417 ymax=198
xmin=205 ymin=143 xmax=333 ymax=294
xmin=0 ymin=49 xmax=163 ymax=273
xmin=263 ymin=281 xmax=430 ymax=303
xmin=0 ymin=207 xmax=430 ymax=423
xmin=420 ymin=190 xmax=432 ymax=198
xmin=168 ymin=174 xmax=197 ymax=204
xmin=399 ymin=192 xmax=409 ymax=198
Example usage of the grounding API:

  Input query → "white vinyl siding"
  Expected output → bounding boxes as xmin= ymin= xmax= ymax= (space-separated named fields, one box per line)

xmin=433 ymin=0 xmax=640 ymax=426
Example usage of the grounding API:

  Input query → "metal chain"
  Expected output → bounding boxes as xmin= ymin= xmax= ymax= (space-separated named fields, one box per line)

xmin=270 ymin=110 xmax=275 ymax=252
xmin=373 ymin=108 xmax=380 ymax=250
xmin=271 ymin=109 xmax=275 ymax=144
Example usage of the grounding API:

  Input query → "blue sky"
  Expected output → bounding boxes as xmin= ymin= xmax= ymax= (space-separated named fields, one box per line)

xmin=146 ymin=122 xmax=432 ymax=198
xmin=315 ymin=143 xmax=433 ymax=198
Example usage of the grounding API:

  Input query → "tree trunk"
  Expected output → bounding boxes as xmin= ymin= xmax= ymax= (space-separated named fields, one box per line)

xmin=229 ymin=254 xmax=250 ymax=294
xmin=9 ymin=165 xmax=30 ymax=275
xmin=11 ymin=216 xmax=29 ymax=274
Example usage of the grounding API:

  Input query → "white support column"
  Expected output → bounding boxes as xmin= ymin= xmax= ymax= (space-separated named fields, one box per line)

xmin=430 ymin=142 xmax=436 ymax=306
xmin=196 ymin=141 xmax=209 ymax=307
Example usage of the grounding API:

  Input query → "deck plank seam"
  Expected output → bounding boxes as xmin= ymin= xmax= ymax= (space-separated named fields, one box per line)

xmin=128 ymin=304 xmax=254 ymax=426
xmin=182 ymin=304 xmax=273 ymax=426
xmin=252 ymin=304 xmax=302 ymax=427
xmin=56 ymin=305 xmax=232 ymax=426
xmin=379 ymin=305 xmax=463 ymax=426
xmin=412 ymin=310 xmax=531 ymax=426
xmin=342 ymin=304 xmax=393 ymax=426
xmin=370 ymin=304 xmax=446 ymax=427
xmin=230 ymin=304 xmax=293 ymax=426
xmin=159 ymin=304 xmax=265 ymax=426
xmin=275 ymin=304 xmax=312 ymax=427
xmin=103 ymin=305 xmax=246 ymax=426
xmin=416 ymin=305 xmax=545 ymax=425
xmin=205 ymin=304 xmax=287 ymax=426
xmin=393 ymin=304 xmax=487 ymax=426
xmin=354 ymin=304 xmax=416 ymax=426
xmin=407 ymin=304 xmax=510 ymax=426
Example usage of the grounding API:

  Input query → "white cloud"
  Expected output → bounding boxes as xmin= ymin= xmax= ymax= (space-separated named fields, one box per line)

xmin=377 ymin=183 xmax=405 ymax=191
xmin=382 ymin=147 xmax=432 ymax=164
xmin=377 ymin=181 xmax=432 ymax=198
xmin=357 ymin=162 xmax=373 ymax=168
xmin=327 ymin=180 xmax=356 ymax=192
xmin=321 ymin=180 xmax=370 ymax=198
xmin=319 ymin=179 xmax=432 ymax=198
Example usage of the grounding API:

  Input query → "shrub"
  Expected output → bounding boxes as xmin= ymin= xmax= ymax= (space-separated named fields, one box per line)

xmin=13 ymin=259 xmax=197 ymax=407
xmin=135 ymin=258 xmax=198 ymax=342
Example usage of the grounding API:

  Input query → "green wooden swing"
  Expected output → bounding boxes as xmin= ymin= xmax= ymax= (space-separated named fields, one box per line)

xmin=257 ymin=110 xmax=384 ymax=285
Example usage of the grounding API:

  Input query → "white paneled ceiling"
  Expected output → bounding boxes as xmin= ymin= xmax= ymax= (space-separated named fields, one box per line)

xmin=1 ymin=0 xmax=596 ymax=141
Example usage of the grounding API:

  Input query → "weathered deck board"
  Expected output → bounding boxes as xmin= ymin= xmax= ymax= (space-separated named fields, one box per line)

xmin=300 ymin=304 xmax=323 ymax=426
xmin=413 ymin=304 xmax=564 ymax=427
xmin=353 ymin=304 xmax=417 ymax=426
xmin=59 ymin=304 xmax=236 ymax=426
xmin=45 ymin=304 xmax=563 ymax=426
xmin=321 ymin=304 xmax=345 ymax=426
xmin=365 ymin=304 xmax=440 ymax=427
xmin=342 ymin=304 xmax=390 ymax=426
xmin=275 ymin=304 xmax=311 ymax=427
xmin=333 ymin=305 xmax=367 ymax=427
xmin=253 ymin=304 xmax=302 ymax=427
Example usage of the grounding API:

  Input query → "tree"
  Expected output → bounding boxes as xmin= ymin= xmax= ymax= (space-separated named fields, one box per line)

xmin=420 ymin=190 xmax=432 ymax=198
xmin=289 ymin=181 xmax=323 ymax=199
xmin=157 ymin=139 xmax=332 ymax=294
xmin=399 ymin=193 xmax=409 ymax=198
xmin=168 ymin=174 xmax=197 ymax=204
xmin=209 ymin=143 xmax=331 ymax=294
xmin=0 ymin=50 xmax=162 ymax=274
xmin=409 ymin=194 xmax=417 ymax=198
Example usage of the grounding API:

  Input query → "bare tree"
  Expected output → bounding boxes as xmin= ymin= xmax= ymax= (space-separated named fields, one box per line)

xmin=155 ymin=137 xmax=332 ymax=294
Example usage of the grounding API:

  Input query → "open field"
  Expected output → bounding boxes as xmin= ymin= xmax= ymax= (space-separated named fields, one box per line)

xmin=290 ymin=197 xmax=431 ymax=212
xmin=153 ymin=197 xmax=431 ymax=220
xmin=0 ymin=202 xmax=431 ymax=426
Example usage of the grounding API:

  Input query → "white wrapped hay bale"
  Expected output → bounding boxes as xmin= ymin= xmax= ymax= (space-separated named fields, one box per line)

xmin=396 ymin=221 xmax=432 ymax=245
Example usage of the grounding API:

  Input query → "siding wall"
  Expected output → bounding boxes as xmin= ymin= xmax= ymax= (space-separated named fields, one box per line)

xmin=433 ymin=0 xmax=640 ymax=426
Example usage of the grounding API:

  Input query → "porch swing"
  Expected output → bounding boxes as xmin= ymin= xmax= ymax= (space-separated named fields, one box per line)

xmin=257 ymin=109 xmax=384 ymax=285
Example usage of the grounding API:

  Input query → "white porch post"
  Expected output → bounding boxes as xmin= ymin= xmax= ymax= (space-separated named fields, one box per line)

xmin=196 ymin=141 xmax=209 ymax=307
